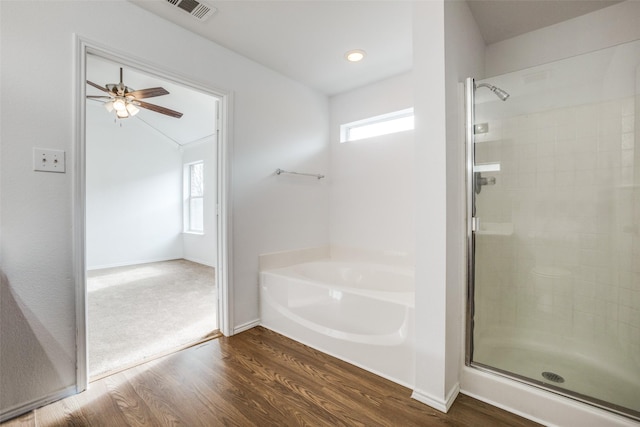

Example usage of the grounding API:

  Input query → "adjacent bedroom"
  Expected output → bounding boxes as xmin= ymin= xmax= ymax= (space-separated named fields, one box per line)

xmin=85 ymin=53 xmax=220 ymax=379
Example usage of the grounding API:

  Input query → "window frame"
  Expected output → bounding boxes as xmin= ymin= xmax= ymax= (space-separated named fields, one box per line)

xmin=340 ymin=107 xmax=414 ymax=143
xmin=183 ymin=160 xmax=205 ymax=234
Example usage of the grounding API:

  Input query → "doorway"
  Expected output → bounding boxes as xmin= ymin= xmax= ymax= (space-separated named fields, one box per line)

xmin=76 ymin=44 xmax=230 ymax=385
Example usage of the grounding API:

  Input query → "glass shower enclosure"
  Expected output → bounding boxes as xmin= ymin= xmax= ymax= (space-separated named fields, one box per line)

xmin=466 ymin=39 xmax=640 ymax=421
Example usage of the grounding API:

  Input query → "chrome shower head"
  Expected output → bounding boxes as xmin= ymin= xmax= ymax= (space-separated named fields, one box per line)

xmin=492 ymin=86 xmax=510 ymax=101
xmin=476 ymin=82 xmax=510 ymax=101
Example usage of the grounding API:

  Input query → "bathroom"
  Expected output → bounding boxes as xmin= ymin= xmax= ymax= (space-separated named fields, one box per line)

xmin=1 ymin=1 xmax=639 ymax=425
xmin=260 ymin=1 xmax=640 ymax=424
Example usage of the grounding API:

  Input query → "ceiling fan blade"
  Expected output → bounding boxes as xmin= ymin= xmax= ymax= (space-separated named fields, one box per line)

xmin=135 ymin=100 xmax=183 ymax=118
xmin=87 ymin=80 xmax=110 ymax=93
xmin=86 ymin=95 xmax=112 ymax=99
xmin=127 ymin=87 xmax=170 ymax=99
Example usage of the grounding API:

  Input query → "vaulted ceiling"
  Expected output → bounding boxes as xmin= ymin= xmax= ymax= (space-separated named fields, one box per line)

xmin=86 ymin=54 xmax=217 ymax=146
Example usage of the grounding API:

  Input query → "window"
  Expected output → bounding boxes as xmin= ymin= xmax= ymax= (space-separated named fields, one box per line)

xmin=340 ymin=108 xmax=414 ymax=142
xmin=184 ymin=161 xmax=204 ymax=233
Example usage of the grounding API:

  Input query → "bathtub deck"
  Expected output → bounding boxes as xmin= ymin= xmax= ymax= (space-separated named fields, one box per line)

xmin=3 ymin=327 xmax=540 ymax=426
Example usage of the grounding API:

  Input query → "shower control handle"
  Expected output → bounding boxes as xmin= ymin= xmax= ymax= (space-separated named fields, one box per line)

xmin=478 ymin=176 xmax=496 ymax=186
xmin=474 ymin=172 xmax=496 ymax=194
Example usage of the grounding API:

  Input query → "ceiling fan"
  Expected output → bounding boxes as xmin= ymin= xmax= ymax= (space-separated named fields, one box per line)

xmin=87 ymin=68 xmax=183 ymax=119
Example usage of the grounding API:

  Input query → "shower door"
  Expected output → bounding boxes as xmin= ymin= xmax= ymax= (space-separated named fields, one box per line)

xmin=466 ymin=39 xmax=640 ymax=421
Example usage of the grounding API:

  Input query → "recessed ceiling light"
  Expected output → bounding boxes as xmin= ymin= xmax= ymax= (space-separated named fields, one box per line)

xmin=345 ymin=49 xmax=366 ymax=62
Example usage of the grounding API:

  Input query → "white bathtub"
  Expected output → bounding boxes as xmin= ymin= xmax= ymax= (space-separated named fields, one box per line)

xmin=259 ymin=260 xmax=415 ymax=387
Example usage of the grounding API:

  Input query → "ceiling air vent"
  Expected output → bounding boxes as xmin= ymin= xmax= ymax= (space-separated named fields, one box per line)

xmin=166 ymin=0 xmax=216 ymax=21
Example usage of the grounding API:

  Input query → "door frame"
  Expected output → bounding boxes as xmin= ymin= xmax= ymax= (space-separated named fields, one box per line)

xmin=464 ymin=77 xmax=476 ymax=366
xmin=73 ymin=35 xmax=233 ymax=392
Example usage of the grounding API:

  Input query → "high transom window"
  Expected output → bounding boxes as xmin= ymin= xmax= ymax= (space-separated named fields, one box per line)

xmin=340 ymin=108 xmax=414 ymax=142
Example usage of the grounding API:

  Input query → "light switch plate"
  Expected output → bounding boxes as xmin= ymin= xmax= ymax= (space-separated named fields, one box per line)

xmin=33 ymin=148 xmax=66 ymax=173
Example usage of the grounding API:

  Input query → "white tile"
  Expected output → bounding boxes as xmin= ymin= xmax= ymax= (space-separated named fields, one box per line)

xmin=556 ymin=125 xmax=576 ymax=141
xmin=618 ymin=287 xmax=634 ymax=308
xmin=620 ymin=97 xmax=635 ymax=116
xmin=605 ymin=301 xmax=619 ymax=321
xmin=599 ymin=100 xmax=622 ymax=120
xmin=597 ymin=150 xmax=621 ymax=169
xmin=574 ymin=169 xmax=597 ymax=186
xmin=574 ymin=279 xmax=596 ymax=298
xmin=536 ymin=172 xmax=555 ymax=188
xmin=620 ymin=167 xmax=634 ymax=186
xmin=621 ymin=149 xmax=634 ymax=168
xmin=555 ymin=171 xmax=575 ymax=187
xmin=621 ymin=115 xmax=634 ymax=133
xmin=579 ymin=233 xmax=598 ymax=250
xmin=575 ymin=294 xmax=596 ymax=313
xmin=596 ymin=284 xmax=618 ymax=304
xmin=620 ymin=132 xmax=634 ymax=150
xmin=574 ymin=151 xmax=597 ymax=170
xmin=619 ymin=305 xmax=633 ymax=325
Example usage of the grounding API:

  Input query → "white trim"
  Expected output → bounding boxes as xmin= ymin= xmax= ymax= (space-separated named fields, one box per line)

xmin=182 ymin=231 xmax=205 ymax=236
xmin=73 ymin=34 xmax=89 ymax=395
xmin=0 ymin=385 xmax=77 ymax=423
xmin=73 ymin=35 xmax=233 ymax=396
xmin=183 ymin=256 xmax=215 ymax=268
xmin=183 ymin=160 xmax=205 ymax=233
xmin=234 ymin=319 xmax=260 ymax=335
xmin=86 ymin=257 xmax=186 ymax=271
xmin=411 ymin=383 xmax=460 ymax=413
xmin=217 ymin=91 xmax=233 ymax=337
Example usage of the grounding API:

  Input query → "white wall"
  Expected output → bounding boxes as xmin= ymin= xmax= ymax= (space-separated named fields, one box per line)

xmin=182 ymin=138 xmax=217 ymax=267
xmin=443 ymin=0 xmax=486 ymax=400
xmin=0 ymin=0 xmax=329 ymax=419
xmin=411 ymin=0 xmax=450 ymax=411
xmin=86 ymin=102 xmax=217 ymax=270
xmin=411 ymin=0 xmax=485 ymax=412
xmin=86 ymin=105 xmax=184 ymax=269
xmin=329 ymin=72 xmax=414 ymax=260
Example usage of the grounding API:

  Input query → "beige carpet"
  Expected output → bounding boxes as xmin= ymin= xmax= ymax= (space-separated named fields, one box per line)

xmin=88 ymin=259 xmax=217 ymax=378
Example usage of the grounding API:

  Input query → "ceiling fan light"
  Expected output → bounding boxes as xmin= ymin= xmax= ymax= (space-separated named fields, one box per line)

xmin=116 ymin=109 xmax=129 ymax=119
xmin=126 ymin=103 xmax=140 ymax=116
xmin=104 ymin=101 xmax=114 ymax=112
xmin=113 ymin=98 xmax=127 ymax=111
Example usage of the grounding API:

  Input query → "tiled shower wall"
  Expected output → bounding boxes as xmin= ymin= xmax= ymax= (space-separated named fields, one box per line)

xmin=474 ymin=95 xmax=640 ymax=366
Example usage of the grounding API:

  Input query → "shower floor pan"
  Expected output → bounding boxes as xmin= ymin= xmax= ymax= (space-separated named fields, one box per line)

xmin=473 ymin=335 xmax=640 ymax=419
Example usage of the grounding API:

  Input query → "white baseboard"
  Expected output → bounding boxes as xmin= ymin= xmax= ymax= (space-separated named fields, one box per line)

xmin=87 ymin=257 xmax=182 ymax=271
xmin=411 ymin=383 xmax=460 ymax=413
xmin=183 ymin=256 xmax=215 ymax=268
xmin=233 ymin=319 xmax=260 ymax=335
xmin=0 ymin=385 xmax=77 ymax=423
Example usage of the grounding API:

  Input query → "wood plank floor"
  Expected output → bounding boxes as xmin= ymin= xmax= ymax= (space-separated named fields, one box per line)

xmin=3 ymin=327 xmax=540 ymax=426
